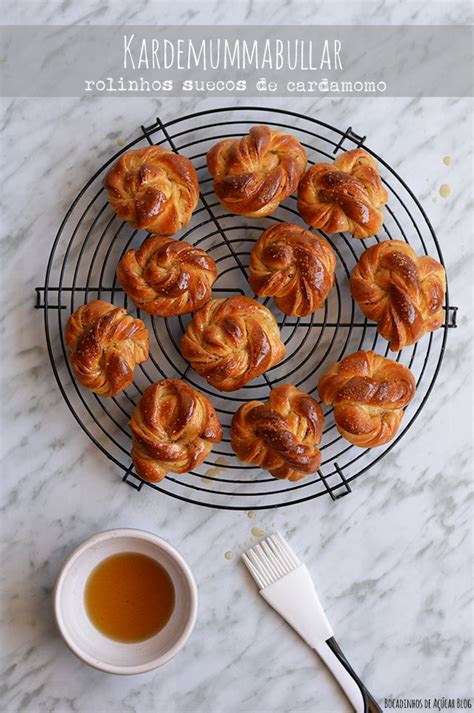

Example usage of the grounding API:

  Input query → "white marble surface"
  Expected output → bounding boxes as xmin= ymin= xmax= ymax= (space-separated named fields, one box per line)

xmin=1 ymin=2 xmax=473 ymax=713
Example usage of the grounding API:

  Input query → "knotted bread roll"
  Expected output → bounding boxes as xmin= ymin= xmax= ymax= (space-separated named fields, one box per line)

xmin=130 ymin=379 xmax=222 ymax=482
xmin=249 ymin=222 xmax=336 ymax=316
xmin=65 ymin=300 xmax=149 ymax=397
xmin=104 ymin=146 xmax=199 ymax=235
xmin=207 ymin=125 xmax=307 ymax=218
xmin=181 ymin=296 xmax=285 ymax=391
xmin=350 ymin=239 xmax=446 ymax=351
xmin=117 ymin=235 xmax=217 ymax=316
xmin=297 ymin=148 xmax=388 ymax=238
xmin=318 ymin=350 xmax=416 ymax=448
xmin=231 ymin=384 xmax=324 ymax=481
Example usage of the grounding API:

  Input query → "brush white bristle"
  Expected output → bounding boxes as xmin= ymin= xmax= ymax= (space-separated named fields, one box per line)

xmin=241 ymin=532 xmax=301 ymax=589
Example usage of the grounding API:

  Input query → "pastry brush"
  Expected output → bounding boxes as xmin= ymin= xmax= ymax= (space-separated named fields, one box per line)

xmin=242 ymin=532 xmax=382 ymax=713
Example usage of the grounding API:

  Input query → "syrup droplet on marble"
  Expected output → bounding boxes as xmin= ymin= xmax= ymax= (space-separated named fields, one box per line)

xmin=201 ymin=456 xmax=229 ymax=482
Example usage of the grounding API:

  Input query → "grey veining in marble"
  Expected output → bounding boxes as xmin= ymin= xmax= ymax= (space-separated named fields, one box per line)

xmin=0 ymin=2 xmax=473 ymax=713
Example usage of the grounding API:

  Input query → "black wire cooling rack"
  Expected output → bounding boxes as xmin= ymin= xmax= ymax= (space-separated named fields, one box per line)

xmin=35 ymin=106 xmax=458 ymax=510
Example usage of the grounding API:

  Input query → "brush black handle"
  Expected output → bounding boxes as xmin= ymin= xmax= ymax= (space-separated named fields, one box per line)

xmin=319 ymin=637 xmax=383 ymax=713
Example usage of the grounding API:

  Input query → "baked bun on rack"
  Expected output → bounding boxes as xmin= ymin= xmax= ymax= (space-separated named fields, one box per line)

xmin=104 ymin=146 xmax=199 ymax=235
xmin=130 ymin=379 xmax=222 ymax=482
xmin=207 ymin=125 xmax=307 ymax=218
xmin=318 ymin=350 xmax=416 ymax=448
xmin=64 ymin=300 xmax=149 ymax=397
xmin=249 ymin=222 xmax=336 ymax=316
xmin=350 ymin=239 xmax=446 ymax=351
xmin=231 ymin=384 xmax=324 ymax=481
xmin=181 ymin=295 xmax=285 ymax=391
xmin=117 ymin=235 xmax=217 ymax=316
xmin=297 ymin=148 xmax=388 ymax=238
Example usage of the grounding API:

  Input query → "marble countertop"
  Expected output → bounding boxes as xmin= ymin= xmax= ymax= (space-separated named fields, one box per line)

xmin=1 ymin=3 xmax=472 ymax=713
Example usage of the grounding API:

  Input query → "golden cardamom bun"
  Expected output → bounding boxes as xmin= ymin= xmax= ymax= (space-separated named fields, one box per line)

xmin=117 ymin=235 xmax=217 ymax=316
xmin=207 ymin=125 xmax=307 ymax=218
xmin=181 ymin=296 xmax=285 ymax=391
xmin=249 ymin=222 xmax=336 ymax=316
xmin=318 ymin=350 xmax=416 ymax=448
xmin=231 ymin=384 xmax=323 ymax=481
xmin=297 ymin=148 xmax=388 ymax=238
xmin=104 ymin=146 xmax=199 ymax=235
xmin=130 ymin=379 xmax=222 ymax=483
xmin=64 ymin=300 xmax=149 ymax=397
xmin=350 ymin=239 xmax=446 ymax=351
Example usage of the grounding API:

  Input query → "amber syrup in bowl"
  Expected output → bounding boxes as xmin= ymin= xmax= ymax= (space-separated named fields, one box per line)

xmin=54 ymin=529 xmax=198 ymax=673
xmin=84 ymin=552 xmax=175 ymax=643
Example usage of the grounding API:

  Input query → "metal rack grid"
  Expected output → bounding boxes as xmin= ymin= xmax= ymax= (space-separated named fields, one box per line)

xmin=35 ymin=107 xmax=458 ymax=510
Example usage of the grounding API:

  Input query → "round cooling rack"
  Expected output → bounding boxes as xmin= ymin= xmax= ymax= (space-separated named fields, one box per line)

xmin=36 ymin=106 xmax=458 ymax=510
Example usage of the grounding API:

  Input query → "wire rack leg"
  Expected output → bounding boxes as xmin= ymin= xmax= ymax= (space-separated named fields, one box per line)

xmin=333 ymin=126 xmax=366 ymax=154
xmin=318 ymin=464 xmax=352 ymax=501
xmin=122 ymin=464 xmax=144 ymax=491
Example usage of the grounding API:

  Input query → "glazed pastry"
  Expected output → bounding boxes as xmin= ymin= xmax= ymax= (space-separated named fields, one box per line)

xmin=318 ymin=350 xmax=416 ymax=448
xmin=104 ymin=146 xmax=199 ymax=235
xmin=249 ymin=222 xmax=336 ymax=317
xmin=117 ymin=235 xmax=217 ymax=316
xmin=297 ymin=148 xmax=388 ymax=238
xmin=181 ymin=296 xmax=285 ymax=391
xmin=231 ymin=384 xmax=323 ymax=481
xmin=350 ymin=239 xmax=446 ymax=351
xmin=130 ymin=379 xmax=222 ymax=482
xmin=64 ymin=300 xmax=149 ymax=397
xmin=207 ymin=125 xmax=307 ymax=218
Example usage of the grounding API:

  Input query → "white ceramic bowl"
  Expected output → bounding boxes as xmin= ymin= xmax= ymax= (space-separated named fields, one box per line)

xmin=54 ymin=528 xmax=198 ymax=675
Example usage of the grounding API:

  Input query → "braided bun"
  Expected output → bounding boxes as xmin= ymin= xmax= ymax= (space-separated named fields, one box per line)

xmin=318 ymin=350 xmax=416 ymax=448
xmin=130 ymin=379 xmax=222 ymax=482
xmin=181 ymin=296 xmax=285 ymax=391
xmin=104 ymin=146 xmax=199 ymax=235
xmin=249 ymin=222 xmax=336 ymax=316
xmin=117 ymin=235 xmax=217 ymax=316
xmin=297 ymin=149 xmax=388 ymax=238
xmin=207 ymin=125 xmax=307 ymax=218
xmin=64 ymin=300 xmax=149 ymax=397
xmin=350 ymin=240 xmax=446 ymax=351
xmin=231 ymin=384 xmax=323 ymax=481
